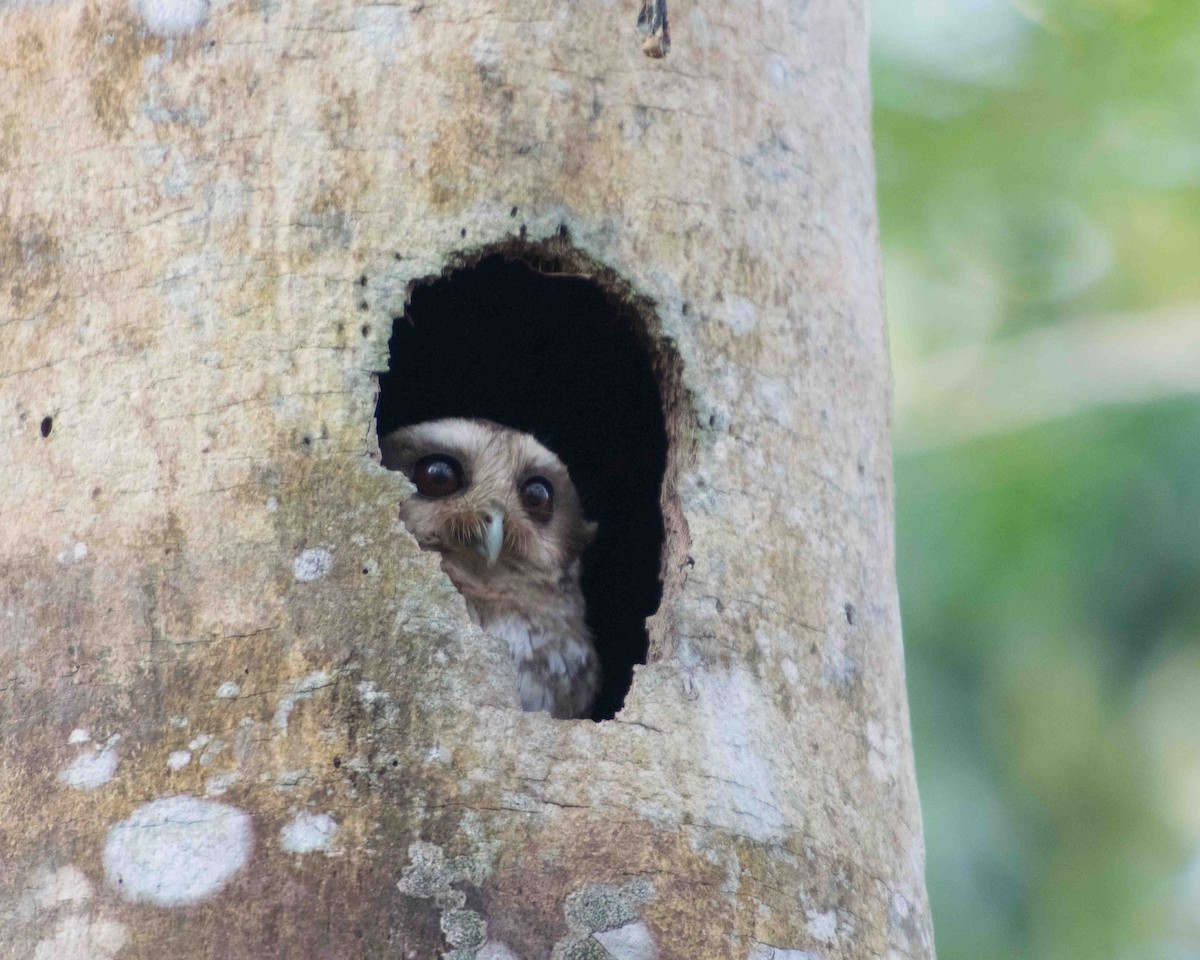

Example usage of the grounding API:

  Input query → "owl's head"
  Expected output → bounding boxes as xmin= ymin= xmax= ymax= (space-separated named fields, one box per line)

xmin=380 ymin=418 xmax=596 ymax=577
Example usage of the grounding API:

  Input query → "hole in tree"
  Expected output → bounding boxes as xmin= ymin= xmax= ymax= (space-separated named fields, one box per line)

xmin=375 ymin=241 xmax=678 ymax=721
xmin=40 ymin=416 xmax=53 ymax=437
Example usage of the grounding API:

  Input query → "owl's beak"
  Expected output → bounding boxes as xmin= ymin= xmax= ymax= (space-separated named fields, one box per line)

xmin=477 ymin=506 xmax=505 ymax=567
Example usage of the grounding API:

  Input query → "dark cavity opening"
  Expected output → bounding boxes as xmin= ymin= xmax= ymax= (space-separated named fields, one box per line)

xmin=375 ymin=246 xmax=670 ymax=721
xmin=40 ymin=416 xmax=52 ymax=437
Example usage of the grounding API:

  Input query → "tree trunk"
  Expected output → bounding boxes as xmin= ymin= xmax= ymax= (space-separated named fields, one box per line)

xmin=0 ymin=0 xmax=933 ymax=957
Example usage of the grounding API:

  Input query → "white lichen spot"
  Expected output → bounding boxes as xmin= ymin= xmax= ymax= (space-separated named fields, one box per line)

xmin=686 ymin=6 xmax=713 ymax=48
xmin=205 ymin=771 xmax=239 ymax=796
xmin=352 ymin=5 xmax=413 ymax=63
xmin=343 ymin=755 xmax=370 ymax=775
xmin=103 ymin=796 xmax=252 ymax=906
xmin=724 ymin=294 xmax=759 ymax=336
xmin=697 ymin=669 xmax=785 ymax=841
xmin=130 ymin=0 xmax=210 ymax=36
xmin=476 ymin=943 xmax=522 ymax=960
xmin=866 ymin=720 xmax=901 ymax=782
xmin=199 ymin=178 xmax=249 ymax=223
xmin=280 ymin=811 xmax=338 ymax=854
xmin=821 ymin=636 xmax=862 ymax=694
xmin=747 ymin=946 xmax=821 ymax=960
xmin=33 ymin=915 xmax=128 ymax=960
xmin=162 ymin=149 xmax=193 ymax=198
xmin=594 ymin=920 xmax=659 ymax=960
xmin=753 ymin=627 xmax=774 ymax=655
xmin=293 ymin=547 xmax=333 ymax=582
xmin=298 ymin=670 xmax=333 ymax=694
xmin=27 ymin=865 xmax=94 ymax=909
xmin=357 ymin=680 xmax=386 ymax=703
xmin=188 ymin=733 xmax=212 ymax=751
xmin=471 ymin=36 xmax=503 ymax=77
xmin=57 ymin=540 xmax=89 ymax=566
xmin=265 ymin=496 xmax=279 ymax=513
xmin=169 ymin=715 xmax=189 ymax=728
xmin=909 ymin=832 xmax=927 ymax=879
xmin=766 ymin=53 xmax=795 ymax=90
xmin=753 ymin=374 xmax=789 ymax=424
xmin=167 ymin=750 xmax=192 ymax=771
xmin=215 ymin=680 xmax=241 ymax=699
xmin=60 ymin=738 xmax=120 ymax=791
xmin=805 ymin=909 xmax=838 ymax=944
xmin=68 ymin=728 xmax=91 ymax=744
xmin=197 ymin=738 xmax=225 ymax=766
xmin=273 ymin=768 xmax=312 ymax=792
xmin=272 ymin=670 xmax=333 ymax=732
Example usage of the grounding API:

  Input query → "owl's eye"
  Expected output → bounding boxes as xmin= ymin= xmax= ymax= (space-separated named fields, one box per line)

xmin=412 ymin=455 xmax=465 ymax=498
xmin=520 ymin=476 xmax=554 ymax=522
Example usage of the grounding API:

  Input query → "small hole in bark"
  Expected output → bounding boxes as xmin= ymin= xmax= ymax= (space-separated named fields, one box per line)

xmin=302 ymin=436 xmax=312 ymax=447
xmin=361 ymin=325 xmax=370 ymax=338
xmin=375 ymin=238 xmax=686 ymax=721
xmin=40 ymin=416 xmax=53 ymax=437
xmin=359 ymin=274 xmax=368 ymax=286
xmin=845 ymin=603 xmax=856 ymax=625
xmin=460 ymin=228 xmax=467 ymax=238
xmin=510 ymin=206 xmax=518 ymax=217
xmin=333 ymin=756 xmax=341 ymax=768
xmin=359 ymin=301 xmax=369 ymax=311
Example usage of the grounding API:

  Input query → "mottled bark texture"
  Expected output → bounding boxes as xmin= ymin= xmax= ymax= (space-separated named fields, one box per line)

xmin=0 ymin=0 xmax=933 ymax=957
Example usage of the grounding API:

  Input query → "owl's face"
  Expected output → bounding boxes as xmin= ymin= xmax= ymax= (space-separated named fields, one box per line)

xmin=380 ymin=418 xmax=596 ymax=577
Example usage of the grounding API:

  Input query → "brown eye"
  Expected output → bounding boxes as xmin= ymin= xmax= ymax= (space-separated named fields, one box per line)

xmin=520 ymin=476 xmax=554 ymax=522
xmin=412 ymin=455 xmax=464 ymax=498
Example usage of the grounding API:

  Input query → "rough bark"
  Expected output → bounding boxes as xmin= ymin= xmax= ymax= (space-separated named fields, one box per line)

xmin=0 ymin=0 xmax=933 ymax=957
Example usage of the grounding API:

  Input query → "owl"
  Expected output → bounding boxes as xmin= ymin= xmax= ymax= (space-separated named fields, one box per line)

xmin=380 ymin=418 xmax=600 ymax=719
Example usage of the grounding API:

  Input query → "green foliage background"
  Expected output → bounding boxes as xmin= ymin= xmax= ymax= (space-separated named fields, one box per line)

xmin=872 ymin=2 xmax=1200 ymax=957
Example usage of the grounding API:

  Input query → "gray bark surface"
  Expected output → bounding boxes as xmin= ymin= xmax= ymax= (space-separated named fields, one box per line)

xmin=0 ymin=0 xmax=934 ymax=957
